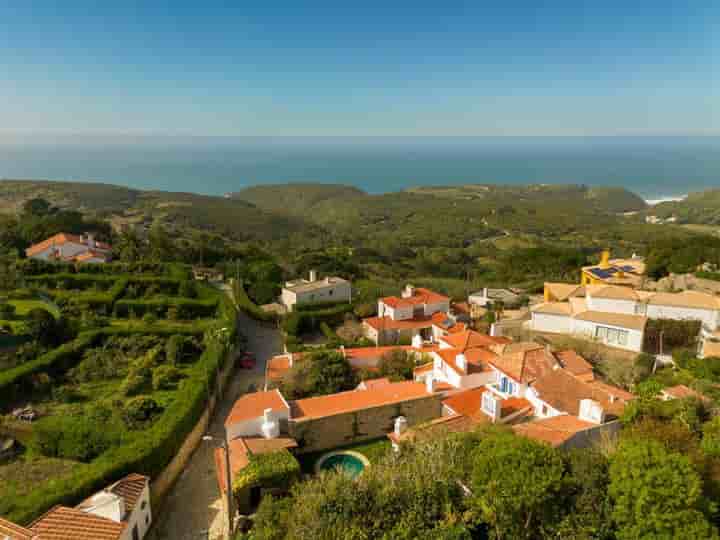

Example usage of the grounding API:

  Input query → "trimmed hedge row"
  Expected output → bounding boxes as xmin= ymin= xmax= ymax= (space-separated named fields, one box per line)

xmin=113 ymin=298 xmax=218 ymax=319
xmin=4 ymin=295 xmax=237 ymax=524
xmin=18 ymin=259 xmax=170 ymax=277
xmin=26 ymin=273 xmax=119 ymax=291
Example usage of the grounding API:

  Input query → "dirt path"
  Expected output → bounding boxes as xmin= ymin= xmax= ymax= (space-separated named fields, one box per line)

xmin=151 ymin=311 xmax=281 ymax=540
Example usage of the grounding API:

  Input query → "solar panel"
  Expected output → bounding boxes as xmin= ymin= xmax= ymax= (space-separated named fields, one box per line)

xmin=620 ymin=265 xmax=635 ymax=272
xmin=589 ymin=268 xmax=617 ymax=279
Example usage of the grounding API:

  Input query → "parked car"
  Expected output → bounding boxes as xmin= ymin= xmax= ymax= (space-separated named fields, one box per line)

xmin=239 ymin=352 xmax=255 ymax=369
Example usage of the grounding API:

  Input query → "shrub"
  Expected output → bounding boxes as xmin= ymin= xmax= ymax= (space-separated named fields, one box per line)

xmin=153 ymin=365 xmax=182 ymax=390
xmin=122 ymin=396 xmax=162 ymax=430
xmin=31 ymin=414 xmax=121 ymax=462
xmin=232 ymin=449 xmax=301 ymax=502
xmin=52 ymin=385 xmax=84 ymax=404
xmin=120 ymin=373 xmax=150 ymax=397
xmin=633 ymin=353 xmax=656 ymax=383
xmin=378 ymin=349 xmax=416 ymax=381
xmin=0 ymin=303 xmax=16 ymax=319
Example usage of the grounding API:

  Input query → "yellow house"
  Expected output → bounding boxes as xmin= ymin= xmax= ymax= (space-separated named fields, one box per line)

xmin=580 ymin=249 xmax=645 ymax=288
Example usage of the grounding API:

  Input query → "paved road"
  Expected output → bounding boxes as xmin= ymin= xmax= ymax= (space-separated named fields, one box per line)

xmin=151 ymin=311 xmax=281 ymax=540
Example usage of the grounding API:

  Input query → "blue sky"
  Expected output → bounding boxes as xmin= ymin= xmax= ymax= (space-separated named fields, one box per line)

xmin=1 ymin=1 xmax=718 ymax=136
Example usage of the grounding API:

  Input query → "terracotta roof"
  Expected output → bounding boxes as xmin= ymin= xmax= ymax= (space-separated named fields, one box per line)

xmin=358 ymin=377 xmax=392 ymax=389
xmin=512 ymin=415 xmax=596 ymax=447
xmin=586 ymin=285 xmax=640 ymax=301
xmin=661 ymin=385 xmax=704 ymax=400
xmin=266 ymin=354 xmax=294 ymax=382
xmin=451 ymin=301 xmax=471 ymax=315
xmin=29 ymin=506 xmax=125 ymax=540
xmin=648 ymin=290 xmax=720 ymax=310
xmin=585 ymin=380 xmax=635 ymax=402
xmin=702 ymin=340 xmax=720 ymax=358
xmin=388 ymin=413 xmax=482 ymax=444
xmin=25 ymin=233 xmax=111 ymax=257
xmin=225 ymin=389 xmax=289 ymax=426
xmin=0 ymin=517 xmax=36 ymax=540
xmin=291 ymin=381 xmax=432 ymax=421
xmin=554 ymin=350 xmax=594 ymax=380
xmin=532 ymin=302 xmax=573 ymax=316
xmin=531 ymin=369 xmax=631 ymax=417
xmin=214 ymin=436 xmax=297 ymax=493
xmin=544 ymin=283 xmax=585 ymax=301
xmin=488 ymin=343 xmax=558 ymax=383
xmin=442 ymin=387 xmax=486 ymax=418
xmin=573 ymin=310 xmax=647 ymax=331
xmin=74 ymin=250 xmax=111 ymax=262
xmin=380 ymin=287 xmax=449 ymax=309
xmin=107 ymin=473 xmax=148 ymax=514
xmin=436 ymin=347 xmax=496 ymax=375
xmin=363 ymin=314 xmax=436 ymax=331
xmin=439 ymin=330 xmax=510 ymax=350
xmin=500 ymin=397 xmax=533 ymax=418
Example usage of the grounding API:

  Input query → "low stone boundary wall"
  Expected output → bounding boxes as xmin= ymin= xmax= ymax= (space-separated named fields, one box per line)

xmin=149 ymin=352 xmax=236 ymax=509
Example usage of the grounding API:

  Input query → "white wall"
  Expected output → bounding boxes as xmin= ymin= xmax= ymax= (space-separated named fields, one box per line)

xmin=586 ymin=296 xmax=638 ymax=315
xmin=294 ymin=281 xmax=352 ymax=307
xmin=125 ymin=483 xmax=153 ymax=540
xmin=226 ymin=407 xmax=290 ymax=441
xmin=531 ymin=312 xmax=572 ymax=334
xmin=571 ymin=319 xmax=643 ymax=352
xmin=280 ymin=289 xmax=298 ymax=310
xmin=424 ymin=300 xmax=450 ymax=316
xmin=524 ymin=386 xmax=563 ymax=418
xmin=646 ymin=304 xmax=719 ymax=331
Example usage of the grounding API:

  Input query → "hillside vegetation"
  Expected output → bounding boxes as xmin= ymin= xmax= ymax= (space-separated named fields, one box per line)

xmin=650 ymin=189 xmax=720 ymax=225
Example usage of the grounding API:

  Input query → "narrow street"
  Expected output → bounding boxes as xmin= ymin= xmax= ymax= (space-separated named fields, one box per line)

xmin=151 ymin=311 xmax=281 ymax=540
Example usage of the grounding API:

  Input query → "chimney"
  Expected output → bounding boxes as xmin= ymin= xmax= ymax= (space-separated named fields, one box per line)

xmin=402 ymin=284 xmax=415 ymax=299
xmin=340 ymin=345 xmax=346 ymax=358
xmin=325 ymin=276 xmax=331 ymax=284
xmin=483 ymin=287 xmax=489 ymax=300
xmin=309 ymin=270 xmax=317 ymax=282
xmin=425 ymin=376 xmax=436 ymax=393
xmin=412 ymin=334 xmax=424 ymax=349
xmin=578 ymin=399 xmax=605 ymax=424
xmin=394 ymin=416 xmax=407 ymax=437
xmin=87 ymin=233 xmax=96 ymax=249
xmin=455 ymin=353 xmax=467 ymax=372
xmin=599 ymin=249 xmax=611 ymax=269
xmin=261 ymin=407 xmax=280 ymax=439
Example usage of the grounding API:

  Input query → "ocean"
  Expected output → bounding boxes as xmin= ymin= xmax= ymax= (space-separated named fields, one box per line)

xmin=1 ymin=136 xmax=718 ymax=202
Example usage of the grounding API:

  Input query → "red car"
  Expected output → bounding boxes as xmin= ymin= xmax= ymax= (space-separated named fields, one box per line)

xmin=239 ymin=352 xmax=255 ymax=369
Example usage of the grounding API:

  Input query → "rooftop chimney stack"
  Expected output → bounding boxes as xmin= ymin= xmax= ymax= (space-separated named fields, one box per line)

xmin=394 ymin=416 xmax=408 ymax=437
xmin=402 ymin=284 xmax=415 ymax=299
xmin=261 ymin=407 xmax=280 ymax=439
xmin=309 ymin=270 xmax=317 ymax=282
xmin=455 ymin=354 xmax=467 ymax=372
xmin=425 ymin=376 xmax=436 ymax=394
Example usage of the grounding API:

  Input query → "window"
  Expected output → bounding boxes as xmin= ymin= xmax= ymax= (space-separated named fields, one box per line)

xmin=141 ymin=501 xmax=147 ymax=510
xmin=329 ymin=290 xmax=333 ymax=296
xmin=596 ymin=326 xmax=629 ymax=347
xmin=541 ymin=404 xmax=548 ymax=415
xmin=500 ymin=377 xmax=508 ymax=393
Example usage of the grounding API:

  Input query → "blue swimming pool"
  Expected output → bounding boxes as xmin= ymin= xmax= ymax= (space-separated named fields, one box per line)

xmin=316 ymin=451 xmax=368 ymax=477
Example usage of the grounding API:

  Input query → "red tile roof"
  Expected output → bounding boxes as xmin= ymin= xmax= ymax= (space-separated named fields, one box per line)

xmin=442 ymin=387 xmax=486 ymax=417
xmin=488 ymin=343 xmax=558 ymax=383
xmin=388 ymin=413 xmax=483 ymax=444
xmin=440 ymin=330 xmax=510 ymax=350
xmin=358 ymin=377 xmax=392 ymax=389
xmin=266 ymin=354 xmax=295 ymax=382
xmin=0 ymin=517 xmax=36 ymax=540
xmin=25 ymin=233 xmax=111 ymax=257
xmin=436 ymin=347 xmax=496 ymax=375
xmin=554 ymin=350 xmax=594 ymax=381
xmin=512 ymin=415 xmax=597 ymax=447
xmin=662 ymin=384 xmax=704 ymax=400
xmin=380 ymin=287 xmax=449 ymax=309
xmin=363 ymin=314 xmax=437 ymax=331
xmin=291 ymin=381 xmax=432 ymax=421
xmin=108 ymin=473 xmax=148 ymax=514
xmin=29 ymin=506 xmax=125 ymax=540
xmin=225 ymin=389 xmax=289 ymax=426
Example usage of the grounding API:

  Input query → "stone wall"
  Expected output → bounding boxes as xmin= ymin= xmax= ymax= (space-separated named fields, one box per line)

xmin=289 ymin=395 xmax=443 ymax=453
xmin=149 ymin=353 xmax=236 ymax=509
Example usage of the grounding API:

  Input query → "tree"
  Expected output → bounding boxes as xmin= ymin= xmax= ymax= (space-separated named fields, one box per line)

xmin=608 ymin=439 xmax=718 ymax=539
xmin=23 ymin=308 xmax=59 ymax=345
xmin=469 ymin=430 xmax=564 ymax=540
xmin=22 ymin=198 xmax=52 ymax=217
xmin=378 ymin=349 xmax=415 ymax=381
xmin=280 ymin=350 xmax=357 ymax=399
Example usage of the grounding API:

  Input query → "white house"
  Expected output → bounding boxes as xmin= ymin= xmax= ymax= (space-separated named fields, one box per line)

xmin=531 ymin=283 xmax=720 ymax=353
xmin=0 ymin=473 xmax=151 ymax=540
xmin=280 ymin=270 xmax=352 ymax=312
xmin=363 ymin=286 xmax=451 ymax=345
xmin=25 ymin=232 xmax=112 ymax=264
xmin=225 ymin=389 xmax=291 ymax=441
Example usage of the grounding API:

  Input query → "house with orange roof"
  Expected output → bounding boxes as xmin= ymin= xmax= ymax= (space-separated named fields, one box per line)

xmin=25 ymin=233 xmax=112 ymax=264
xmin=363 ymin=285 xmax=452 ymax=345
xmin=0 ymin=473 xmax=151 ymax=540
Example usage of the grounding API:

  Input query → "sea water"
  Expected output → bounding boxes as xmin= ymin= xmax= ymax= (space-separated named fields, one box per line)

xmin=1 ymin=135 xmax=718 ymax=202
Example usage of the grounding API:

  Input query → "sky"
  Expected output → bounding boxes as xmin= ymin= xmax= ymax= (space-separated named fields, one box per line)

xmin=1 ymin=1 xmax=718 ymax=136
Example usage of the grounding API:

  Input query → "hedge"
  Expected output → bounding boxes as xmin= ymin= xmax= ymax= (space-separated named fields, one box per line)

xmin=4 ymin=294 xmax=237 ymax=524
xmin=234 ymin=281 xmax=277 ymax=322
xmin=232 ymin=449 xmax=301 ymax=500
xmin=295 ymin=300 xmax=353 ymax=312
xmin=113 ymin=297 xmax=218 ymax=319
xmin=283 ymin=304 xmax=354 ymax=337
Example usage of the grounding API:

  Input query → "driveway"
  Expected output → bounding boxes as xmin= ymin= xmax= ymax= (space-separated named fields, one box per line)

xmin=151 ymin=311 xmax=281 ymax=540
